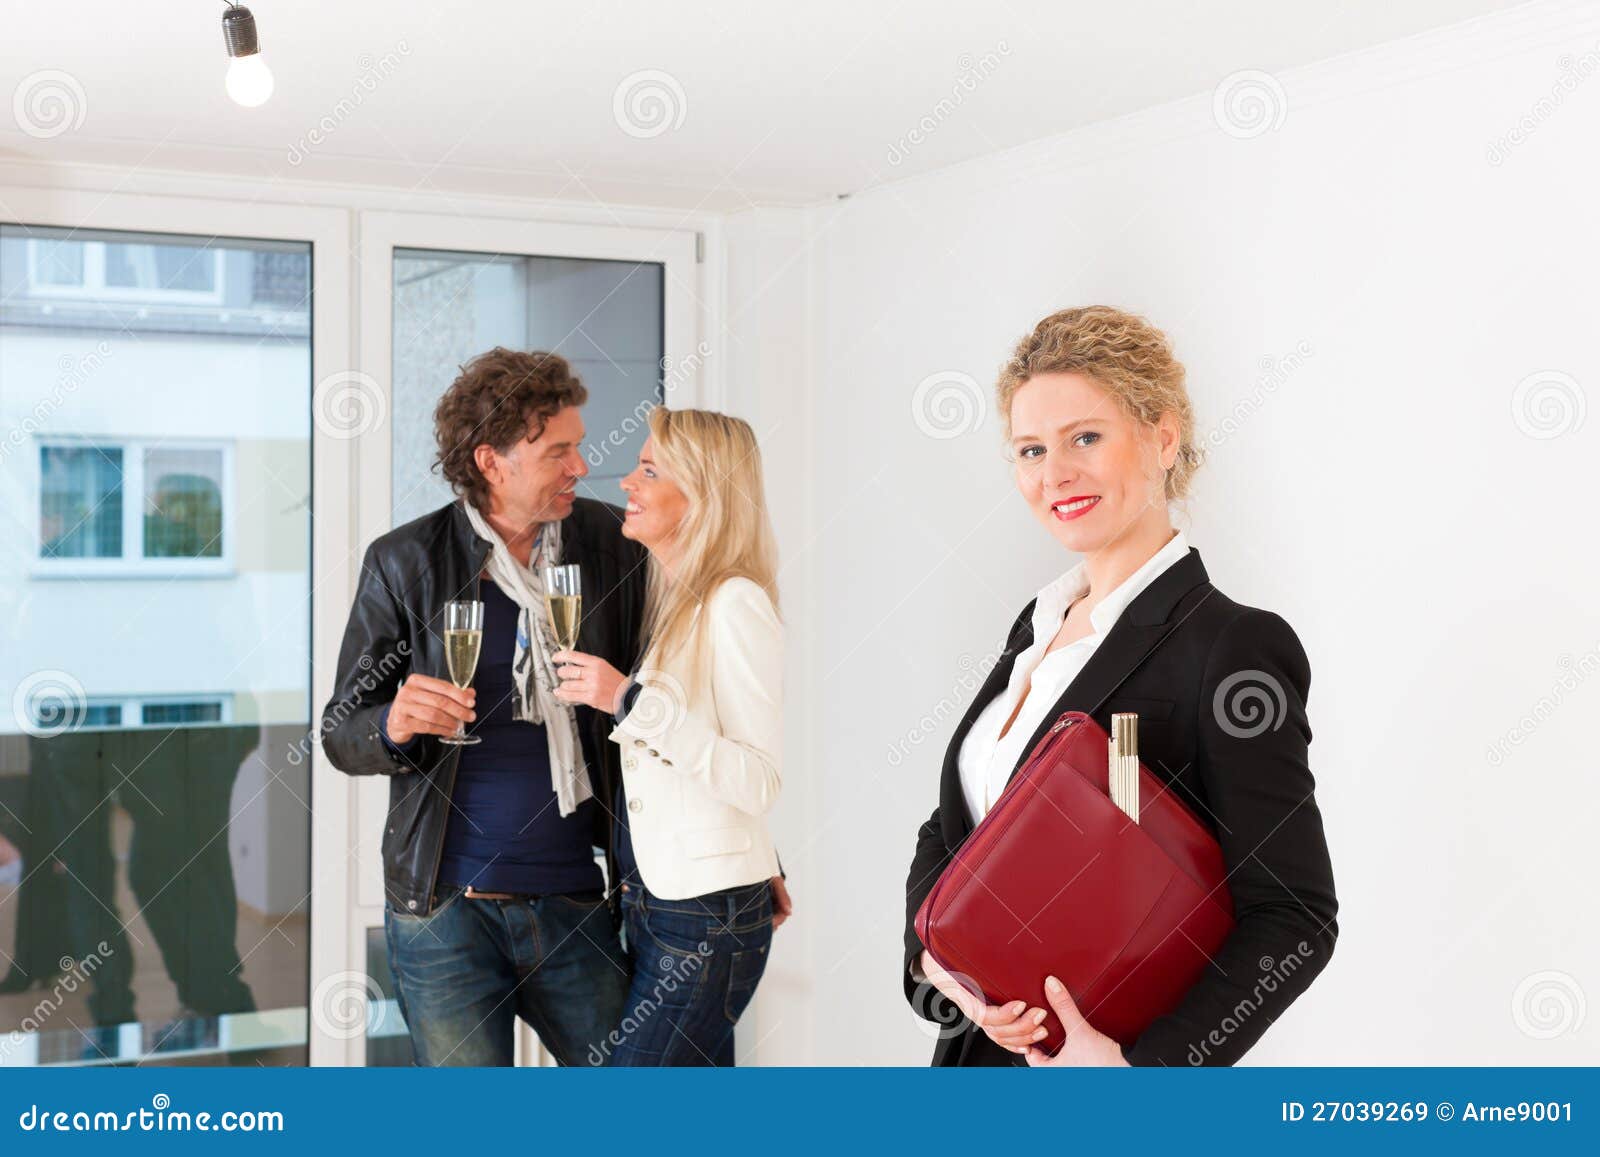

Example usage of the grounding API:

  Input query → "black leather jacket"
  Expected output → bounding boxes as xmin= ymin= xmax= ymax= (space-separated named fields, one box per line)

xmin=319 ymin=498 xmax=646 ymax=918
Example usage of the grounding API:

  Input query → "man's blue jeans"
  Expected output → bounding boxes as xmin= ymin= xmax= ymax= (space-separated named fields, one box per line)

xmin=602 ymin=879 xmax=773 ymax=1066
xmin=384 ymin=882 xmax=629 ymax=1066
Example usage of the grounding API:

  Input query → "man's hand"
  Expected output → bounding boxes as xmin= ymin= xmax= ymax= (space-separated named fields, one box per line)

xmin=919 ymin=949 xmax=1048 ymax=1054
xmin=770 ymin=875 xmax=793 ymax=929
xmin=385 ymin=673 xmax=475 ymax=745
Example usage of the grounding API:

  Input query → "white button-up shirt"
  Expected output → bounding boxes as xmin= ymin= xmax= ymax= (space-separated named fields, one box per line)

xmin=958 ymin=530 xmax=1190 ymax=824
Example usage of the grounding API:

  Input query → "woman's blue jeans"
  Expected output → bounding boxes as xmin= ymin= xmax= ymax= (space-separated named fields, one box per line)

xmin=601 ymin=879 xmax=773 ymax=1066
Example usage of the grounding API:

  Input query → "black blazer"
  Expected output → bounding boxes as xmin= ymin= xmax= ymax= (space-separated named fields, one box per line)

xmin=903 ymin=546 xmax=1338 ymax=1066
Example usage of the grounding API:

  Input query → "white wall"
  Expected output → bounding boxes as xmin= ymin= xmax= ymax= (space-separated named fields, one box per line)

xmin=719 ymin=208 xmax=819 ymax=1065
xmin=768 ymin=4 xmax=1600 ymax=1064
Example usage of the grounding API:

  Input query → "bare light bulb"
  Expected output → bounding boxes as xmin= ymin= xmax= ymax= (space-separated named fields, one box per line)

xmin=225 ymin=54 xmax=274 ymax=107
xmin=221 ymin=6 xmax=273 ymax=108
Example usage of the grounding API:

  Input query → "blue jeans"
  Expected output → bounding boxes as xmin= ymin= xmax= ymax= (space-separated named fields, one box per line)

xmin=384 ymin=882 xmax=629 ymax=1066
xmin=603 ymin=879 xmax=773 ymax=1066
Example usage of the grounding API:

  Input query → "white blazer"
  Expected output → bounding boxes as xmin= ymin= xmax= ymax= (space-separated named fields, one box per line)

xmin=608 ymin=576 xmax=783 ymax=900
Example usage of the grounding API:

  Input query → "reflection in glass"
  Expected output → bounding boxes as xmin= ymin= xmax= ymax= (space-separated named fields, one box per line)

xmin=0 ymin=224 xmax=311 ymax=1067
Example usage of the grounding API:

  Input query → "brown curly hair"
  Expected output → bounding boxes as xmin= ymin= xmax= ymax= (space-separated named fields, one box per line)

xmin=997 ymin=306 xmax=1202 ymax=501
xmin=433 ymin=347 xmax=588 ymax=510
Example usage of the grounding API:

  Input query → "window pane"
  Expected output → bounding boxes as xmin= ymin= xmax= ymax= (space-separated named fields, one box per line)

xmin=104 ymin=243 xmax=216 ymax=294
xmin=390 ymin=248 xmax=664 ymax=528
xmin=1 ymin=225 xmax=312 ymax=1068
xmin=82 ymin=704 xmax=122 ymax=728
xmin=32 ymin=240 xmax=85 ymax=287
xmin=141 ymin=701 xmax=224 ymax=726
xmin=39 ymin=445 xmax=123 ymax=558
xmin=143 ymin=448 xmax=224 ymax=559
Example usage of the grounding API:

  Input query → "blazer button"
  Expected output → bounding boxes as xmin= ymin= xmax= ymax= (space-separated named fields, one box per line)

xmin=624 ymin=756 xmax=636 ymax=770
xmin=628 ymin=798 xmax=643 ymax=813
xmin=661 ymin=758 xmax=673 ymax=767
xmin=406 ymin=899 xmax=418 ymax=911
xmin=632 ymin=739 xmax=646 ymax=748
xmin=646 ymin=748 xmax=660 ymax=758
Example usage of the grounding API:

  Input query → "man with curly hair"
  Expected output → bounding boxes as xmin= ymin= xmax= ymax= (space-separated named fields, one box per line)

xmin=321 ymin=348 xmax=645 ymax=1066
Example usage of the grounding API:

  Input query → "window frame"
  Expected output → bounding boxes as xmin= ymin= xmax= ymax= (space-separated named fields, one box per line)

xmin=32 ymin=435 xmax=236 ymax=578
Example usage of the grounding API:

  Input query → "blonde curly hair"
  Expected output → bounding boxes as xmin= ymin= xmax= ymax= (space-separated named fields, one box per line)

xmin=997 ymin=306 xmax=1202 ymax=501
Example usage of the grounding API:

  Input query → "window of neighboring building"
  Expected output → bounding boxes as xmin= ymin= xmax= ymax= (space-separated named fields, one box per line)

xmin=36 ymin=439 xmax=232 ymax=575
xmin=26 ymin=695 xmax=234 ymax=731
xmin=25 ymin=237 xmax=226 ymax=305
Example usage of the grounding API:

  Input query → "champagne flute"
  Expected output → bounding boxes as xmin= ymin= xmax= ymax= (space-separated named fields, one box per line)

xmin=441 ymin=599 xmax=483 ymax=746
xmin=542 ymin=564 xmax=582 ymax=657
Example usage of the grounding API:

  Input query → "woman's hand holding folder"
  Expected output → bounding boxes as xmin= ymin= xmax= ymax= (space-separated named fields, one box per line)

xmin=920 ymin=949 xmax=1050 ymax=1054
xmin=1022 ymin=975 xmax=1131 ymax=1067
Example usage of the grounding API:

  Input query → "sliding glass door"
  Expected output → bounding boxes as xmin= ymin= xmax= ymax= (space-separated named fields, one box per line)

xmin=354 ymin=212 xmax=701 ymax=1065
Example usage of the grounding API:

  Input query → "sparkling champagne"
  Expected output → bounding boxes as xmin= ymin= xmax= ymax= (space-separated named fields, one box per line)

xmin=440 ymin=600 xmax=484 ymax=746
xmin=445 ymin=628 xmax=482 ymax=689
xmin=545 ymin=594 xmax=582 ymax=652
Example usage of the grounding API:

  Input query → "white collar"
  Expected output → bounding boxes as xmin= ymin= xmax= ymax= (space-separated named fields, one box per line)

xmin=1031 ymin=529 xmax=1191 ymax=641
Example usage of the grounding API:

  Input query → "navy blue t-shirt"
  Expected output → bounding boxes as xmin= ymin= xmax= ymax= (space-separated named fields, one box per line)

xmin=383 ymin=578 xmax=602 ymax=896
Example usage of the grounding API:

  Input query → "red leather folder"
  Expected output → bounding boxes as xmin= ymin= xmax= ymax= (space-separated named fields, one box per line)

xmin=914 ymin=710 xmax=1234 ymax=1054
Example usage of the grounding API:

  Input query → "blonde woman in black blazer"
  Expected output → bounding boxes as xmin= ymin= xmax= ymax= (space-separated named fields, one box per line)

xmin=903 ymin=307 xmax=1339 ymax=1067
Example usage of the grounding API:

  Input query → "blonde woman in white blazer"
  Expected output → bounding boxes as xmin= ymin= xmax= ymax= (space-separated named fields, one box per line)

xmin=553 ymin=407 xmax=787 ymax=1066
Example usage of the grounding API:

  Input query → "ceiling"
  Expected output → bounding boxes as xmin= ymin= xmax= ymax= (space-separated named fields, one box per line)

xmin=0 ymin=0 xmax=1532 ymax=211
